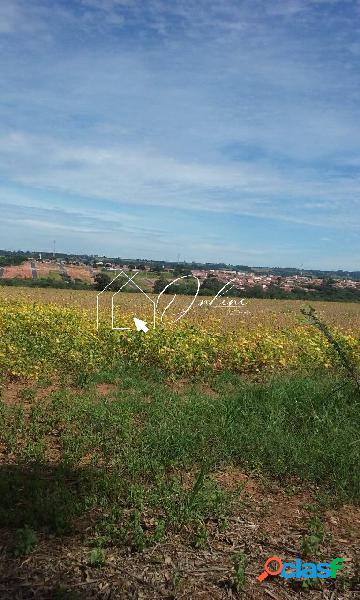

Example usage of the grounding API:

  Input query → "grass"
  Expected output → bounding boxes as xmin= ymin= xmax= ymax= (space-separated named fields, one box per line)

xmin=0 ymin=365 xmax=359 ymax=552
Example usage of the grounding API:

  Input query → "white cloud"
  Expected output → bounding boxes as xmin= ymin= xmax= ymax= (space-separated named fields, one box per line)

xmin=0 ymin=131 xmax=359 ymax=230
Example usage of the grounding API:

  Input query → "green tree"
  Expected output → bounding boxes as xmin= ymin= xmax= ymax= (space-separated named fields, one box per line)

xmin=153 ymin=265 xmax=163 ymax=273
xmin=94 ymin=272 xmax=111 ymax=291
xmin=153 ymin=278 xmax=169 ymax=293
xmin=199 ymin=276 xmax=223 ymax=295
xmin=173 ymin=266 xmax=192 ymax=277
xmin=0 ymin=253 xmax=26 ymax=267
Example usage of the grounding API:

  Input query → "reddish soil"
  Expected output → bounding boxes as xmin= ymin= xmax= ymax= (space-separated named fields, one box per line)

xmin=95 ymin=383 xmax=117 ymax=397
xmin=3 ymin=262 xmax=32 ymax=278
xmin=67 ymin=265 xmax=95 ymax=283
xmin=0 ymin=262 xmax=96 ymax=283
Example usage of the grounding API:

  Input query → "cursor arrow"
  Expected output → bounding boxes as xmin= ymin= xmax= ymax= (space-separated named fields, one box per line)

xmin=133 ymin=317 xmax=149 ymax=333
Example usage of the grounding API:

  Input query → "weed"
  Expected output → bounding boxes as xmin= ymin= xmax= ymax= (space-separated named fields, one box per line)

xmin=171 ymin=570 xmax=182 ymax=591
xmin=301 ymin=515 xmax=325 ymax=557
xmin=88 ymin=547 xmax=106 ymax=567
xmin=73 ymin=371 xmax=91 ymax=388
xmin=128 ymin=509 xmax=147 ymax=552
xmin=192 ymin=520 xmax=208 ymax=548
xmin=37 ymin=375 xmax=53 ymax=388
xmin=14 ymin=526 xmax=38 ymax=556
xmin=186 ymin=462 xmax=210 ymax=512
xmin=18 ymin=388 xmax=36 ymax=402
xmin=153 ymin=518 xmax=166 ymax=543
xmin=301 ymin=305 xmax=360 ymax=395
xmin=231 ymin=551 xmax=247 ymax=592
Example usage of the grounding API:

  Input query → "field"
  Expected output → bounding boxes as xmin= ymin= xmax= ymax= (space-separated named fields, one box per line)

xmin=0 ymin=263 xmax=173 ymax=287
xmin=0 ymin=286 xmax=359 ymax=380
xmin=0 ymin=261 xmax=96 ymax=283
xmin=1 ymin=285 xmax=360 ymax=329
xmin=0 ymin=287 xmax=359 ymax=599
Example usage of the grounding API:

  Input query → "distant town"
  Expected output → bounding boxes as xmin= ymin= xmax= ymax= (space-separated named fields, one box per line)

xmin=0 ymin=249 xmax=359 ymax=302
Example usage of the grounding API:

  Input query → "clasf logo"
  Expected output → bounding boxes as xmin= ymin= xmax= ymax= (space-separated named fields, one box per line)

xmin=257 ymin=555 xmax=344 ymax=582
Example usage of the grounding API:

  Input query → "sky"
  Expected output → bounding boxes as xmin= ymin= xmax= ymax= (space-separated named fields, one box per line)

xmin=0 ymin=0 xmax=359 ymax=269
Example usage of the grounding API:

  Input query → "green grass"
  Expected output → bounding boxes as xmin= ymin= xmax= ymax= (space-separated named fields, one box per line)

xmin=0 ymin=367 xmax=359 ymax=551
xmin=39 ymin=271 xmax=63 ymax=282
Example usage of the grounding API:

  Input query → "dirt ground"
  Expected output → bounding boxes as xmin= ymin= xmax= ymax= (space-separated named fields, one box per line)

xmin=0 ymin=469 xmax=359 ymax=600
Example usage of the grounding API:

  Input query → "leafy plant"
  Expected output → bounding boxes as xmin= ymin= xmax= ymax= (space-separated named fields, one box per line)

xmin=301 ymin=305 xmax=360 ymax=395
xmin=231 ymin=551 xmax=247 ymax=592
xmin=18 ymin=387 xmax=36 ymax=401
xmin=192 ymin=520 xmax=208 ymax=548
xmin=88 ymin=547 xmax=106 ymax=567
xmin=14 ymin=526 xmax=38 ymax=556
xmin=302 ymin=515 xmax=325 ymax=557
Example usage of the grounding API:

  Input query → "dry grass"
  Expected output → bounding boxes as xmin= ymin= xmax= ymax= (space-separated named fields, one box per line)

xmin=0 ymin=286 xmax=359 ymax=333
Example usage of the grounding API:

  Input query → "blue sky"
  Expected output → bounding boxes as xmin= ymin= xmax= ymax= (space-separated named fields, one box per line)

xmin=0 ymin=0 xmax=359 ymax=269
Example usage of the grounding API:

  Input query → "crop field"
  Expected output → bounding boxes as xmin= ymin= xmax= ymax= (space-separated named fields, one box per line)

xmin=0 ymin=287 xmax=359 ymax=599
xmin=1 ymin=284 xmax=360 ymax=328
xmin=0 ymin=286 xmax=359 ymax=380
